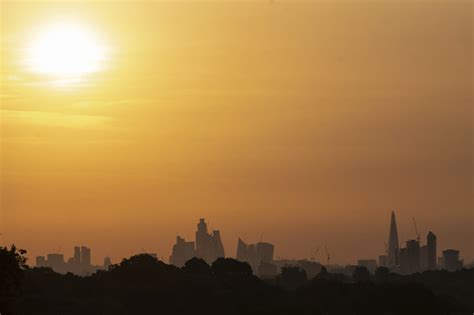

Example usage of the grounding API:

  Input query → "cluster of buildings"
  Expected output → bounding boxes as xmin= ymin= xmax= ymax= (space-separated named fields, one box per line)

xmin=169 ymin=218 xmax=225 ymax=266
xmin=236 ymin=238 xmax=276 ymax=277
xmin=36 ymin=246 xmax=110 ymax=276
xmin=169 ymin=218 xmax=325 ymax=279
xmin=35 ymin=213 xmax=466 ymax=277
xmin=372 ymin=211 xmax=464 ymax=274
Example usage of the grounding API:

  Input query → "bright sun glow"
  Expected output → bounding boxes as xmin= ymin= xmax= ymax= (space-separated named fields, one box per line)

xmin=27 ymin=22 xmax=106 ymax=78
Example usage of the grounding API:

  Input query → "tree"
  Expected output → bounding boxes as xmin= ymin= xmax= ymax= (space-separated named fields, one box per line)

xmin=211 ymin=258 xmax=252 ymax=278
xmin=0 ymin=245 xmax=27 ymax=315
xmin=375 ymin=266 xmax=390 ymax=283
xmin=352 ymin=266 xmax=371 ymax=282
xmin=278 ymin=266 xmax=307 ymax=290
xmin=182 ymin=257 xmax=211 ymax=275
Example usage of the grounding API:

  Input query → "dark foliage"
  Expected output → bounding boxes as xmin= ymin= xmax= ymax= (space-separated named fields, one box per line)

xmin=0 ymin=245 xmax=28 ymax=315
xmin=4 ymin=252 xmax=473 ymax=315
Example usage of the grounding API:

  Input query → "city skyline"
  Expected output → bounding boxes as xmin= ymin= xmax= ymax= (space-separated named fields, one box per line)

xmin=30 ymin=212 xmax=468 ymax=272
xmin=1 ymin=1 xmax=472 ymax=268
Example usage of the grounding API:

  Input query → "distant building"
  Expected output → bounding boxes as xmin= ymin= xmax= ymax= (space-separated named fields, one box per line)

xmin=387 ymin=211 xmax=400 ymax=268
xmin=236 ymin=238 xmax=275 ymax=274
xmin=169 ymin=236 xmax=196 ymax=267
xmin=399 ymin=239 xmax=421 ymax=274
xmin=427 ymin=231 xmax=437 ymax=270
xmin=74 ymin=246 xmax=81 ymax=265
xmin=36 ymin=256 xmax=46 ymax=267
xmin=357 ymin=259 xmax=377 ymax=273
xmin=103 ymin=256 xmax=112 ymax=270
xmin=378 ymin=255 xmax=388 ymax=268
xmin=256 ymin=242 xmax=274 ymax=263
xmin=420 ymin=245 xmax=428 ymax=271
xmin=195 ymin=218 xmax=225 ymax=263
xmin=46 ymin=253 xmax=66 ymax=273
xmin=169 ymin=218 xmax=224 ymax=266
xmin=36 ymin=246 xmax=100 ymax=276
xmin=81 ymin=246 xmax=91 ymax=267
xmin=442 ymin=249 xmax=463 ymax=271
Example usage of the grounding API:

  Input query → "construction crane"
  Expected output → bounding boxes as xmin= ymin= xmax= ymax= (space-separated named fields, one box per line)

xmin=325 ymin=245 xmax=330 ymax=266
xmin=412 ymin=217 xmax=421 ymax=242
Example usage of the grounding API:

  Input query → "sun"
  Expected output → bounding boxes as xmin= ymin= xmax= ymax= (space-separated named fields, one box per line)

xmin=26 ymin=22 xmax=106 ymax=78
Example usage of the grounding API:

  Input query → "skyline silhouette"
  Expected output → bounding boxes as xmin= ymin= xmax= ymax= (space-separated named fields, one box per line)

xmin=29 ymin=212 xmax=468 ymax=277
xmin=1 ymin=1 xmax=472 ymax=268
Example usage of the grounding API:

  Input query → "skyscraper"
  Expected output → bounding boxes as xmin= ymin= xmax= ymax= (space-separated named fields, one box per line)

xmin=194 ymin=218 xmax=225 ymax=264
xmin=427 ymin=231 xmax=437 ymax=270
xmin=74 ymin=246 xmax=81 ymax=265
xmin=387 ymin=210 xmax=400 ymax=267
xmin=81 ymin=246 xmax=91 ymax=268
xmin=169 ymin=236 xmax=196 ymax=267
xmin=195 ymin=218 xmax=212 ymax=261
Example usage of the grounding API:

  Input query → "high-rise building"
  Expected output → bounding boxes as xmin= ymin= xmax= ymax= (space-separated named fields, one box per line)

xmin=36 ymin=256 xmax=46 ymax=267
xmin=81 ymin=246 xmax=91 ymax=268
xmin=420 ymin=245 xmax=428 ymax=271
xmin=256 ymin=242 xmax=274 ymax=263
xmin=103 ymin=256 xmax=112 ymax=270
xmin=236 ymin=238 xmax=275 ymax=273
xmin=193 ymin=218 xmax=225 ymax=264
xmin=427 ymin=231 xmax=437 ymax=270
xmin=387 ymin=211 xmax=400 ymax=268
xmin=46 ymin=253 xmax=66 ymax=273
xmin=378 ymin=255 xmax=388 ymax=268
xmin=74 ymin=246 xmax=81 ymax=265
xmin=211 ymin=230 xmax=225 ymax=260
xmin=442 ymin=249 xmax=463 ymax=271
xmin=195 ymin=218 xmax=212 ymax=261
xmin=236 ymin=238 xmax=248 ymax=262
xmin=169 ymin=236 xmax=196 ymax=267
xmin=399 ymin=239 xmax=421 ymax=274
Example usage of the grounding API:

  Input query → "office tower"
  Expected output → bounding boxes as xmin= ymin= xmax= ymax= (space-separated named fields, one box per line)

xmin=81 ymin=246 xmax=91 ymax=267
xmin=420 ymin=245 xmax=428 ymax=271
xmin=427 ymin=231 xmax=437 ymax=270
xmin=236 ymin=238 xmax=248 ymax=262
xmin=36 ymin=256 xmax=46 ymax=267
xmin=399 ymin=248 xmax=408 ymax=274
xmin=211 ymin=230 xmax=225 ymax=261
xmin=402 ymin=239 xmax=420 ymax=274
xmin=378 ymin=255 xmax=388 ymax=267
xmin=195 ymin=218 xmax=212 ymax=262
xmin=74 ymin=246 xmax=81 ymax=265
xmin=194 ymin=218 xmax=225 ymax=264
xmin=387 ymin=210 xmax=400 ymax=268
xmin=236 ymin=238 xmax=275 ymax=273
xmin=256 ymin=242 xmax=274 ymax=263
xmin=169 ymin=236 xmax=196 ymax=267
xmin=46 ymin=253 xmax=66 ymax=273
xmin=104 ymin=256 xmax=112 ymax=270
xmin=442 ymin=249 xmax=463 ymax=271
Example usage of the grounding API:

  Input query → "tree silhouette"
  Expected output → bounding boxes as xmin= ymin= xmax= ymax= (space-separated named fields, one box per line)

xmin=0 ymin=245 xmax=27 ymax=315
xmin=278 ymin=266 xmax=307 ymax=290
xmin=352 ymin=266 xmax=371 ymax=282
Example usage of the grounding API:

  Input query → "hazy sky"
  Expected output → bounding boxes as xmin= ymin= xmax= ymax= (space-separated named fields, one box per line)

xmin=1 ymin=1 xmax=472 ymax=265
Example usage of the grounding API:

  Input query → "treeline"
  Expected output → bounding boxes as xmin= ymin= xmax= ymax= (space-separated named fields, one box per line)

xmin=1 ymin=246 xmax=473 ymax=315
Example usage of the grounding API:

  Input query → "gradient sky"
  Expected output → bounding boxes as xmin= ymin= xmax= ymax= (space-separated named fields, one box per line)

xmin=1 ymin=1 xmax=472 ymax=265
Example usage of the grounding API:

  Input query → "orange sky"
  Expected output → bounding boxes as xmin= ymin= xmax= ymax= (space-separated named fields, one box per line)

xmin=1 ymin=1 xmax=472 ymax=265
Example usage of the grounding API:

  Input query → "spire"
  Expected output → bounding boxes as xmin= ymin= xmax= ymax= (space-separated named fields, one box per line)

xmin=387 ymin=210 xmax=400 ymax=267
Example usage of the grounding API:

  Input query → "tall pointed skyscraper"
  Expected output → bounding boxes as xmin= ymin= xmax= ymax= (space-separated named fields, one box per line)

xmin=387 ymin=210 xmax=400 ymax=267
